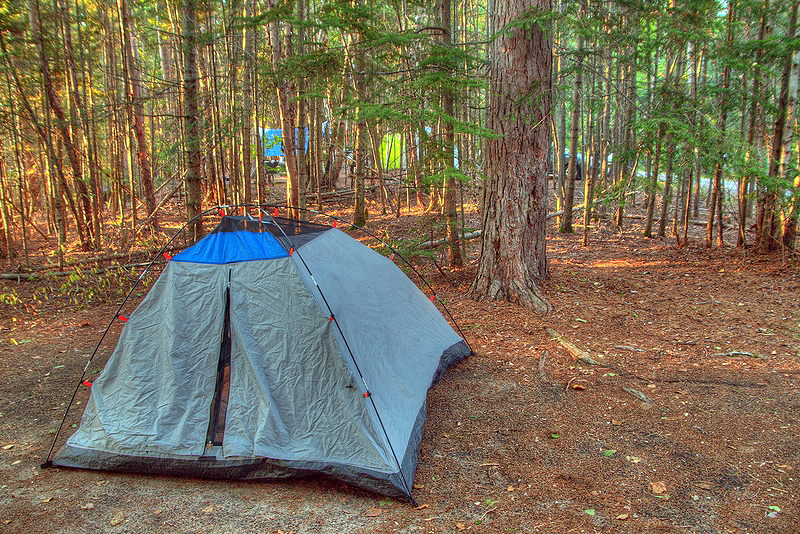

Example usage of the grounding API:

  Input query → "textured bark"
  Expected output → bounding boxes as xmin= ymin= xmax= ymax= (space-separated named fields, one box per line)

xmin=183 ymin=0 xmax=202 ymax=240
xmin=60 ymin=0 xmax=96 ymax=247
xmin=468 ymin=0 xmax=551 ymax=312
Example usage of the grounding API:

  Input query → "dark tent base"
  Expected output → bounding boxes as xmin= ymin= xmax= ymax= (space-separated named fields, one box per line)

xmin=53 ymin=444 xmax=412 ymax=500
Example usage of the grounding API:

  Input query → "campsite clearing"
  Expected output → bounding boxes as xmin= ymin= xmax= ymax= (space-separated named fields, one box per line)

xmin=1 ymin=203 xmax=799 ymax=533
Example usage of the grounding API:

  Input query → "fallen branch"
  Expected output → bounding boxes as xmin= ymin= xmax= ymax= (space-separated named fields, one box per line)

xmin=538 ymin=350 xmax=548 ymax=380
xmin=420 ymin=231 xmax=483 ymax=249
xmin=547 ymin=328 xmax=592 ymax=360
xmin=711 ymin=350 xmax=757 ymax=358
xmin=1 ymin=261 xmax=154 ymax=280
xmin=615 ymin=345 xmax=645 ymax=353
xmin=546 ymin=205 xmax=584 ymax=220
xmin=622 ymin=386 xmax=654 ymax=403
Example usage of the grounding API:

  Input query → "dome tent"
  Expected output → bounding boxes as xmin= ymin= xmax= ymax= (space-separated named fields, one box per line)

xmin=50 ymin=215 xmax=471 ymax=501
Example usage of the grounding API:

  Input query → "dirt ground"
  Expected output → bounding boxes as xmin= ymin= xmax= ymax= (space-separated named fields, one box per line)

xmin=1 ymin=194 xmax=799 ymax=533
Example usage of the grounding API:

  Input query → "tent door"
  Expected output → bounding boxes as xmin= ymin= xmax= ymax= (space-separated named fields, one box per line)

xmin=207 ymin=271 xmax=232 ymax=447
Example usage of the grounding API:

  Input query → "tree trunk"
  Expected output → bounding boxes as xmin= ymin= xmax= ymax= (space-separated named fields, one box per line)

xmin=120 ymin=0 xmax=158 ymax=232
xmin=468 ymin=0 xmax=551 ymax=313
xmin=561 ymin=36 xmax=583 ymax=234
xmin=757 ymin=1 xmax=795 ymax=251
xmin=183 ymin=0 xmax=202 ymax=239
xmin=268 ymin=0 xmax=299 ymax=219
xmin=438 ymin=0 xmax=462 ymax=267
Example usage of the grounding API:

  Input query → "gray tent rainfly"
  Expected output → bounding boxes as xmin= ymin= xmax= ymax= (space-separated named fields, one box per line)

xmin=51 ymin=215 xmax=471 ymax=501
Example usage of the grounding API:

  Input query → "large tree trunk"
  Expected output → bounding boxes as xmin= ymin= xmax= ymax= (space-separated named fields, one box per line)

xmin=468 ymin=0 xmax=551 ymax=313
xmin=183 ymin=0 xmax=202 ymax=239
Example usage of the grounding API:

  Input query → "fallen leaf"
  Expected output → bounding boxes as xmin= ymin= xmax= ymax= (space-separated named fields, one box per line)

xmin=602 ymin=449 xmax=616 ymax=457
xmin=2 ymin=444 xmax=13 ymax=450
xmin=584 ymin=508 xmax=595 ymax=516
xmin=202 ymin=504 xmax=214 ymax=514
xmin=153 ymin=509 xmax=162 ymax=515
xmin=626 ymin=456 xmax=642 ymax=463
xmin=768 ymin=505 xmax=781 ymax=512
xmin=414 ymin=504 xmax=429 ymax=510
xmin=456 ymin=523 xmax=467 ymax=531
xmin=42 ymin=497 xmax=52 ymax=503
xmin=110 ymin=511 xmax=125 ymax=526
xmin=611 ymin=419 xmax=622 ymax=425
xmin=507 ymin=485 xmax=514 ymax=492
xmin=364 ymin=507 xmax=382 ymax=517
xmin=776 ymin=464 xmax=793 ymax=470
xmin=572 ymin=383 xmax=586 ymax=391
xmin=650 ymin=481 xmax=667 ymax=494
xmin=11 ymin=460 xmax=21 ymax=466
xmin=616 ymin=513 xmax=629 ymax=520
xmin=696 ymin=482 xmax=712 ymax=490
xmin=81 ymin=503 xmax=94 ymax=510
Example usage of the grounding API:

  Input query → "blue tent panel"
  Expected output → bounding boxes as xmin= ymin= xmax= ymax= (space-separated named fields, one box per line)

xmin=172 ymin=230 xmax=290 ymax=264
xmin=262 ymin=129 xmax=284 ymax=157
xmin=261 ymin=128 xmax=310 ymax=158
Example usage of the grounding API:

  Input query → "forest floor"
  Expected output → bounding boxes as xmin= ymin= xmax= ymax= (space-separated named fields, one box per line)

xmin=0 ymin=187 xmax=799 ymax=533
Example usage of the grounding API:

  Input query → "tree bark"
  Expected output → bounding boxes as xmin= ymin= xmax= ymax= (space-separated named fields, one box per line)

xmin=438 ymin=0 xmax=462 ymax=267
xmin=561 ymin=36 xmax=583 ymax=233
xmin=183 ymin=0 xmax=202 ymax=239
xmin=468 ymin=0 xmax=551 ymax=312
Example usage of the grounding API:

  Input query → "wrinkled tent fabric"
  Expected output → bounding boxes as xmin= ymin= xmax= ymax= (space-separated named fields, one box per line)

xmin=53 ymin=216 xmax=470 ymax=499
